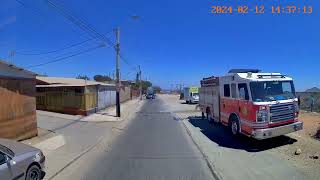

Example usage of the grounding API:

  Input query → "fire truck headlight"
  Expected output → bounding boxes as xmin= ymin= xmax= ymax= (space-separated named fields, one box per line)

xmin=256 ymin=109 xmax=268 ymax=122
xmin=294 ymin=103 xmax=299 ymax=118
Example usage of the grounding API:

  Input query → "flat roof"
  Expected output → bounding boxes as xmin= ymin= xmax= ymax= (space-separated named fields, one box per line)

xmin=36 ymin=76 xmax=115 ymax=87
xmin=0 ymin=60 xmax=37 ymax=77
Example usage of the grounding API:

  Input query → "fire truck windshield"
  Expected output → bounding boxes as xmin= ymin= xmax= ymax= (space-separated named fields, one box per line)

xmin=250 ymin=81 xmax=296 ymax=102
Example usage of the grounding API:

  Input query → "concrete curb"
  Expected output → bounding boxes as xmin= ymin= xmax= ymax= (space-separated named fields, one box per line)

xmin=180 ymin=118 xmax=223 ymax=180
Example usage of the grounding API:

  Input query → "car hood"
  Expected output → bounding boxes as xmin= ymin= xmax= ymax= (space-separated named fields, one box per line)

xmin=0 ymin=138 xmax=39 ymax=156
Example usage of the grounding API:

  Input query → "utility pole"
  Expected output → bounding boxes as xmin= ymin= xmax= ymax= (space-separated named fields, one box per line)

xmin=139 ymin=65 xmax=142 ymax=100
xmin=8 ymin=50 xmax=15 ymax=64
xmin=115 ymin=27 xmax=121 ymax=117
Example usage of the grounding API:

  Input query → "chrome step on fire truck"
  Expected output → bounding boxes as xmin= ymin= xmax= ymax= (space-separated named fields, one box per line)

xmin=199 ymin=69 xmax=303 ymax=140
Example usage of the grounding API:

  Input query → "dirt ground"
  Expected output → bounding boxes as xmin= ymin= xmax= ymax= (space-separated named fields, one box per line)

xmin=268 ymin=111 xmax=320 ymax=179
xmin=299 ymin=111 xmax=320 ymax=140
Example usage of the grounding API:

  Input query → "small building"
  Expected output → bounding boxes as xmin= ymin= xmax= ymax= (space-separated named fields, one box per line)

xmin=36 ymin=77 xmax=118 ymax=115
xmin=0 ymin=60 xmax=38 ymax=140
xmin=102 ymin=80 xmax=138 ymax=101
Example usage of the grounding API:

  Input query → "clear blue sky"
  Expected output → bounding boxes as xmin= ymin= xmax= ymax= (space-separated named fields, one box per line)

xmin=0 ymin=0 xmax=319 ymax=91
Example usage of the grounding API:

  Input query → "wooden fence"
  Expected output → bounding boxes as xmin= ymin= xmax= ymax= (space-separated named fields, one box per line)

xmin=0 ymin=78 xmax=37 ymax=140
xmin=36 ymin=92 xmax=97 ymax=114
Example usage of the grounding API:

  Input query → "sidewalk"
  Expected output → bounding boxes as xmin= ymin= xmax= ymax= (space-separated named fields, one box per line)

xmin=22 ymin=98 xmax=144 ymax=180
xmin=81 ymin=98 xmax=142 ymax=122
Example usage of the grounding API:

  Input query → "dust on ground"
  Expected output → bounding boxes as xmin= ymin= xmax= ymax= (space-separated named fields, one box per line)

xmin=300 ymin=111 xmax=320 ymax=140
xmin=269 ymin=111 xmax=320 ymax=179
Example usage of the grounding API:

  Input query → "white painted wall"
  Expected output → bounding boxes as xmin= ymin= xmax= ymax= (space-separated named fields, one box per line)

xmin=97 ymin=85 xmax=116 ymax=110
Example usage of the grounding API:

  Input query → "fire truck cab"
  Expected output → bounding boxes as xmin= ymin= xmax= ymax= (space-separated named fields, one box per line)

xmin=199 ymin=69 xmax=303 ymax=140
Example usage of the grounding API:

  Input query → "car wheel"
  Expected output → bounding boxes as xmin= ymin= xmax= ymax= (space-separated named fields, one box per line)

xmin=230 ymin=119 xmax=240 ymax=136
xmin=26 ymin=165 xmax=41 ymax=180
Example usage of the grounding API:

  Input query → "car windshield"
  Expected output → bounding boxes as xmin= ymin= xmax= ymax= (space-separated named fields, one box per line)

xmin=192 ymin=93 xmax=199 ymax=96
xmin=0 ymin=144 xmax=14 ymax=157
xmin=250 ymin=81 xmax=296 ymax=102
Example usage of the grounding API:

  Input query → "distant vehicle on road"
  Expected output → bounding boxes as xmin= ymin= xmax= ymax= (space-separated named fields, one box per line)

xmin=146 ymin=87 xmax=155 ymax=99
xmin=199 ymin=69 xmax=303 ymax=140
xmin=0 ymin=138 xmax=46 ymax=180
xmin=183 ymin=87 xmax=199 ymax=104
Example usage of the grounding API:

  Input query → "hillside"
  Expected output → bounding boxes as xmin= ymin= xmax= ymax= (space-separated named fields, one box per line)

xmin=305 ymin=87 xmax=320 ymax=92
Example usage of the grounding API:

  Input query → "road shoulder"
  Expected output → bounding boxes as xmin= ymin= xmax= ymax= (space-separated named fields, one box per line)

xmin=181 ymin=118 xmax=308 ymax=180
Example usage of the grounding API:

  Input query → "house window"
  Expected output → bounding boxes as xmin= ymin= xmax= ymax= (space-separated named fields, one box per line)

xmin=224 ymin=84 xmax=230 ymax=97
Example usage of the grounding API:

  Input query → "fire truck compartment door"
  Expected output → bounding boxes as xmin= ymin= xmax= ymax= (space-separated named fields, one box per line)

xmin=211 ymin=86 xmax=220 ymax=119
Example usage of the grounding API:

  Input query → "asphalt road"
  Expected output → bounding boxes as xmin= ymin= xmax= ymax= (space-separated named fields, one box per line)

xmin=55 ymin=97 xmax=215 ymax=180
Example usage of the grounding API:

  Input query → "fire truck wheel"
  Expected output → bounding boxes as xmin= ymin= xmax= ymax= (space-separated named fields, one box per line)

xmin=230 ymin=119 xmax=240 ymax=135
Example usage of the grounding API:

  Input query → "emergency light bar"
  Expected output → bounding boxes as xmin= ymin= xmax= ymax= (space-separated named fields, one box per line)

xmin=257 ymin=74 xmax=286 ymax=79
xmin=228 ymin=69 xmax=261 ymax=73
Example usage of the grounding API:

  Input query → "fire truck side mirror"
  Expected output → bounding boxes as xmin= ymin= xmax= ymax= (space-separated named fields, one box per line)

xmin=239 ymin=88 xmax=246 ymax=100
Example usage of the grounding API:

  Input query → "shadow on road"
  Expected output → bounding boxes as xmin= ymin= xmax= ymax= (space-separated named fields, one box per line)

xmin=180 ymin=102 xmax=198 ymax=105
xmin=188 ymin=116 xmax=297 ymax=152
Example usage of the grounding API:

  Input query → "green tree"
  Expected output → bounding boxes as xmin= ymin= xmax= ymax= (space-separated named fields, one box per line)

xmin=132 ymin=80 xmax=152 ymax=91
xmin=76 ymin=75 xmax=90 ymax=80
xmin=38 ymin=74 xmax=48 ymax=77
xmin=93 ymin=75 xmax=113 ymax=82
xmin=153 ymin=86 xmax=161 ymax=93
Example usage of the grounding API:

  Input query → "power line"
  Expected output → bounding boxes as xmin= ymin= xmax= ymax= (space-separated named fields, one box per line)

xmin=17 ymin=0 xmax=139 ymax=76
xmin=15 ymin=0 xmax=44 ymax=16
xmin=16 ymin=38 xmax=96 ymax=55
xmin=15 ymin=0 xmax=95 ymax=41
xmin=27 ymin=44 xmax=105 ymax=68
xmin=123 ymin=70 xmax=136 ymax=80
xmin=44 ymin=0 xmax=115 ymax=47
xmin=119 ymin=53 xmax=138 ymax=71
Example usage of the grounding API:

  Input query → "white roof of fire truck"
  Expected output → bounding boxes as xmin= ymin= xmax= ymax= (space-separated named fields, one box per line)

xmin=227 ymin=69 xmax=293 ymax=82
xmin=201 ymin=69 xmax=293 ymax=86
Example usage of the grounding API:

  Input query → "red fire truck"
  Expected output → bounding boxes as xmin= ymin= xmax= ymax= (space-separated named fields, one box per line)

xmin=199 ymin=69 xmax=303 ymax=140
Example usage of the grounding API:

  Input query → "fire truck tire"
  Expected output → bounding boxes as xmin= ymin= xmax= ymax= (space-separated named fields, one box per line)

xmin=230 ymin=118 xmax=240 ymax=136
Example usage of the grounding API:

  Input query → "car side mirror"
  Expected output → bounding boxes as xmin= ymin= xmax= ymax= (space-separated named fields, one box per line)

xmin=5 ymin=155 xmax=10 ymax=163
